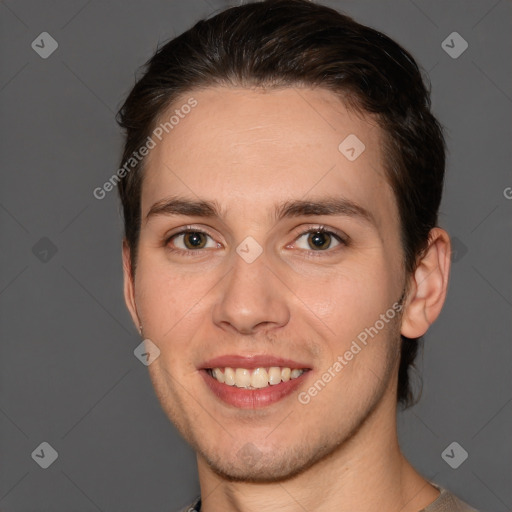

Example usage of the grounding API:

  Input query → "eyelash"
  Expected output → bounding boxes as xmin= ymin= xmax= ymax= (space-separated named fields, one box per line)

xmin=164 ymin=225 xmax=348 ymax=258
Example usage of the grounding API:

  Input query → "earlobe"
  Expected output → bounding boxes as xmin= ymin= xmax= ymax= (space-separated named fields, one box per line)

xmin=400 ymin=228 xmax=451 ymax=339
xmin=122 ymin=239 xmax=141 ymax=332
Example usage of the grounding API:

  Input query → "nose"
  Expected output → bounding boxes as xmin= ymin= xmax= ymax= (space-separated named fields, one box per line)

xmin=212 ymin=251 xmax=290 ymax=335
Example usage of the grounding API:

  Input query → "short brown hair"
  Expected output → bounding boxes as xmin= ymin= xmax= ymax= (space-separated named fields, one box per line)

xmin=116 ymin=0 xmax=446 ymax=408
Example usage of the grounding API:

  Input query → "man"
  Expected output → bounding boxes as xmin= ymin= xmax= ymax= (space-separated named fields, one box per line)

xmin=116 ymin=1 xmax=479 ymax=510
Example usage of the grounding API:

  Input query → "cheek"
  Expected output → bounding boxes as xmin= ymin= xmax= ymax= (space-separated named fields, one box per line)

xmin=133 ymin=255 xmax=219 ymax=364
xmin=135 ymin=270 xmax=176 ymax=325
xmin=292 ymin=261 xmax=396 ymax=336
xmin=134 ymin=258 xmax=194 ymax=338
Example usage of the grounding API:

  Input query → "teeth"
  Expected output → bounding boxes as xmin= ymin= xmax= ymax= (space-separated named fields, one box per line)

xmin=235 ymin=368 xmax=251 ymax=388
xmin=224 ymin=367 xmax=236 ymax=386
xmin=290 ymin=368 xmax=303 ymax=379
xmin=268 ymin=366 xmax=282 ymax=385
xmin=213 ymin=368 xmax=225 ymax=384
xmin=209 ymin=367 xmax=306 ymax=389
xmin=251 ymin=367 xmax=269 ymax=388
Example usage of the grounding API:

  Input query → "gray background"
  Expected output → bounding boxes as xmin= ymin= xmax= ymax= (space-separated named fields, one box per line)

xmin=0 ymin=0 xmax=510 ymax=510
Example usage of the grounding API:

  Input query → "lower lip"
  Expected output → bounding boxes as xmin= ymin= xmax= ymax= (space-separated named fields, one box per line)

xmin=200 ymin=370 xmax=309 ymax=409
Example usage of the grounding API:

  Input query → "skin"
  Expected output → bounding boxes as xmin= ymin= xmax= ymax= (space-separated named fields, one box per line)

xmin=122 ymin=86 xmax=451 ymax=511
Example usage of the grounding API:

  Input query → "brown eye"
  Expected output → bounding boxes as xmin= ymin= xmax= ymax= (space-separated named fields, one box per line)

xmin=307 ymin=231 xmax=333 ymax=250
xmin=183 ymin=232 xmax=207 ymax=249
xmin=168 ymin=230 xmax=217 ymax=252
xmin=293 ymin=228 xmax=346 ymax=253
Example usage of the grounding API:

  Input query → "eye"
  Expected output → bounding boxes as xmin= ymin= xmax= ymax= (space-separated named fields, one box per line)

xmin=293 ymin=227 xmax=346 ymax=252
xmin=166 ymin=230 xmax=219 ymax=252
xmin=164 ymin=225 xmax=347 ymax=258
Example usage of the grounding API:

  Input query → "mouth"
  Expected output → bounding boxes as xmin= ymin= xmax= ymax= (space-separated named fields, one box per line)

xmin=199 ymin=355 xmax=312 ymax=409
xmin=206 ymin=366 xmax=307 ymax=389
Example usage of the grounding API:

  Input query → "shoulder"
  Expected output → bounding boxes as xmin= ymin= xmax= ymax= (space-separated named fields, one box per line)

xmin=422 ymin=484 xmax=480 ymax=512
xmin=173 ymin=489 xmax=480 ymax=512
xmin=173 ymin=496 xmax=201 ymax=512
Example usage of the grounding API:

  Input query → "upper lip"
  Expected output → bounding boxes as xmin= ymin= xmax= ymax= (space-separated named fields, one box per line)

xmin=200 ymin=354 xmax=311 ymax=370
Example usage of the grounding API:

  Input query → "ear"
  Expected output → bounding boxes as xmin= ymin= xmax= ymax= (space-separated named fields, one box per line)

xmin=122 ymin=239 xmax=141 ymax=332
xmin=400 ymin=228 xmax=451 ymax=338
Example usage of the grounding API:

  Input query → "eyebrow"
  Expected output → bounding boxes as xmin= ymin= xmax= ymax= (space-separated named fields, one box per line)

xmin=146 ymin=195 xmax=376 ymax=227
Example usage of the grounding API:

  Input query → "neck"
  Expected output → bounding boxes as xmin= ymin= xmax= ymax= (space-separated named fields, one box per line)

xmin=196 ymin=391 xmax=439 ymax=512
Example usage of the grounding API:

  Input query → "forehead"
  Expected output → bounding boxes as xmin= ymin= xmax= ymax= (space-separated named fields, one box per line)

xmin=141 ymin=86 xmax=396 ymax=231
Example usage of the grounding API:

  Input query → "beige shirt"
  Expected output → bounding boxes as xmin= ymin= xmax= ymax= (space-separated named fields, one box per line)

xmin=420 ymin=484 xmax=479 ymax=512
xmin=178 ymin=484 xmax=479 ymax=511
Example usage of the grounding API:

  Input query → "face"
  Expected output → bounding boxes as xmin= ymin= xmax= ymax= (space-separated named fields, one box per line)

xmin=124 ymin=86 xmax=408 ymax=481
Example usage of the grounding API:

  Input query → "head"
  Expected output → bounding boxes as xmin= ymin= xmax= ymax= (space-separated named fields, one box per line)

xmin=117 ymin=0 xmax=450 ymax=482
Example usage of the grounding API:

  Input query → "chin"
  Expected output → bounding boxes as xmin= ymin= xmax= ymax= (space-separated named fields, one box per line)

xmin=197 ymin=437 xmax=338 ymax=484
xmin=205 ymin=455 xmax=310 ymax=483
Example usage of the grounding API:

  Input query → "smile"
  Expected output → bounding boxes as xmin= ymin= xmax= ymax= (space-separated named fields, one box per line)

xmin=199 ymin=355 xmax=312 ymax=409
xmin=207 ymin=366 xmax=306 ymax=389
